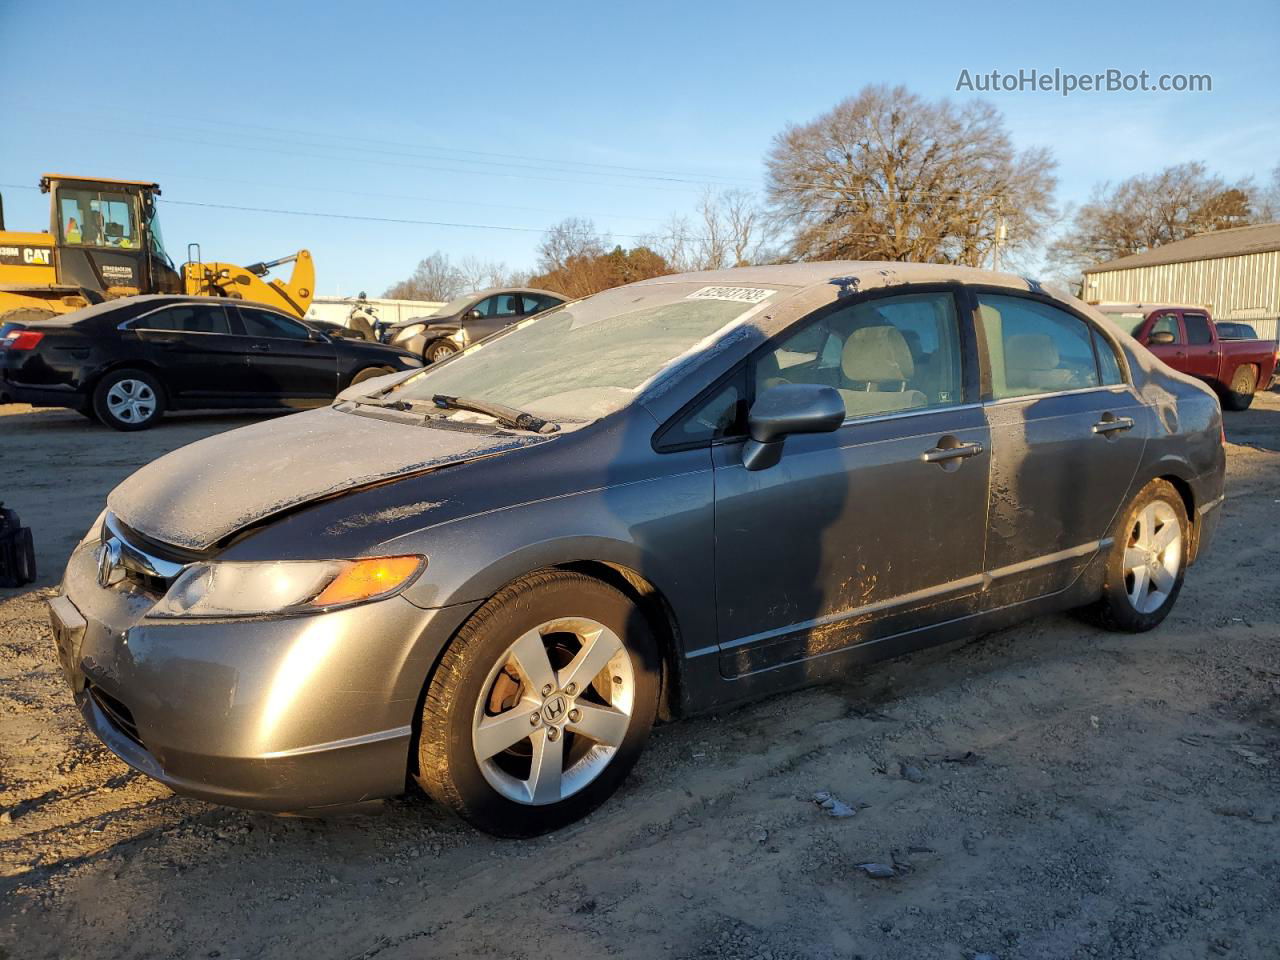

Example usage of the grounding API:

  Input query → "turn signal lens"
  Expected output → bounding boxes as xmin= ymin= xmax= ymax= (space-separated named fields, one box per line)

xmin=313 ymin=556 xmax=423 ymax=606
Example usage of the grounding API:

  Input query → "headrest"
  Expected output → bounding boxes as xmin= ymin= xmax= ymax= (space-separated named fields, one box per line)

xmin=842 ymin=325 xmax=915 ymax=382
xmin=1005 ymin=333 xmax=1059 ymax=371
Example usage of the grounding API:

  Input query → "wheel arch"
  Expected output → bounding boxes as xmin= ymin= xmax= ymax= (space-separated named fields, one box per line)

xmin=88 ymin=359 xmax=172 ymax=407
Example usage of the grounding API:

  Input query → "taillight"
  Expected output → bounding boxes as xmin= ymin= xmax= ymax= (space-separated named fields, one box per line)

xmin=5 ymin=331 xmax=44 ymax=350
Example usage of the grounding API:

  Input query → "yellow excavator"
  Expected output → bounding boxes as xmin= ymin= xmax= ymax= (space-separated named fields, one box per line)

xmin=0 ymin=174 xmax=314 ymax=325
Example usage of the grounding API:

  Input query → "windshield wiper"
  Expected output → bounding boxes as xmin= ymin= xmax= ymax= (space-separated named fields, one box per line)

xmin=430 ymin=394 xmax=559 ymax=434
xmin=369 ymin=394 xmax=558 ymax=434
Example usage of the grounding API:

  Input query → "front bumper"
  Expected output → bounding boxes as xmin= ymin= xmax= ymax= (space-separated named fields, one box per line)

xmin=52 ymin=538 xmax=478 ymax=811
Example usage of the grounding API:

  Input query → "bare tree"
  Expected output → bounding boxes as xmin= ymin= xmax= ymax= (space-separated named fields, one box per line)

xmin=764 ymin=85 xmax=1057 ymax=267
xmin=457 ymin=256 xmax=523 ymax=291
xmin=383 ymin=251 xmax=464 ymax=301
xmin=536 ymin=218 xmax=607 ymax=275
xmin=648 ymin=189 xmax=776 ymax=272
xmin=1048 ymin=162 xmax=1264 ymax=275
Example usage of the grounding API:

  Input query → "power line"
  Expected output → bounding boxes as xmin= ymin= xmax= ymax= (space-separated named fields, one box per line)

xmin=130 ymin=112 xmax=759 ymax=186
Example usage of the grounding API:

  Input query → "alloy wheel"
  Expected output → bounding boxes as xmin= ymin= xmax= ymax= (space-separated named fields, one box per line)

xmin=471 ymin=617 xmax=635 ymax=806
xmin=1123 ymin=499 xmax=1182 ymax=614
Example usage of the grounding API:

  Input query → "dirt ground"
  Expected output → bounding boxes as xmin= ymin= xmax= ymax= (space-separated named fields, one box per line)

xmin=1 ymin=393 xmax=1278 ymax=960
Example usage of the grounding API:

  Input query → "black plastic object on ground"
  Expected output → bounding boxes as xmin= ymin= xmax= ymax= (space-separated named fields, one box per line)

xmin=0 ymin=502 xmax=36 ymax=587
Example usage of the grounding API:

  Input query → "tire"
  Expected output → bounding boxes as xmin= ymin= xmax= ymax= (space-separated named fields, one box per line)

xmin=1222 ymin=365 xmax=1257 ymax=411
xmin=1088 ymin=479 xmax=1190 ymax=633
xmin=415 ymin=570 xmax=660 ymax=837
xmin=425 ymin=340 xmax=459 ymax=364
xmin=350 ymin=365 xmax=395 ymax=386
xmin=92 ymin=368 xmax=164 ymax=431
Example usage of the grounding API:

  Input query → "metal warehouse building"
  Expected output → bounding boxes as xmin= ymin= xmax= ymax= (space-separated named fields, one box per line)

xmin=1082 ymin=222 xmax=1280 ymax=343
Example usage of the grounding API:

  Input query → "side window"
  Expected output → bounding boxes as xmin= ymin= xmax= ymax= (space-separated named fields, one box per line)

xmin=978 ymin=295 xmax=1100 ymax=400
xmin=133 ymin=305 xmax=230 ymax=334
xmin=522 ymin=294 xmax=560 ymax=315
xmin=1092 ymin=328 xmax=1125 ymax=386
xmin=240 ymin=308 xmax=309 ymax=340
xmin=493 ymin=294 xmax=521 ymax=318
xmin=752 ymin=292 xmax=963 ymax=420
xmin=665 ymin=375 xmax=746 ymax=446
xmin=1184 ymin=313 xmax=1213 ymax=345
xmin=1149 ymin=313 xmax=1182 ymax=343
xmin=470 ymin=297 xmax=498 ymax=318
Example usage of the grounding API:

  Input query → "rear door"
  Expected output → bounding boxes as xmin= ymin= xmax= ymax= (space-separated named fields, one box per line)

xmin=974 ymin=291 xmax=1146 ymax=606
xmin=1180 ymin=311 xmax=1220 ymax=382
xmin=128 ymin=303 xmax=247 ymax=400
xmin=710 ymin=288 xmax=991 ymax=678
xmin=235 ymin=306 xmax=338 ymax=398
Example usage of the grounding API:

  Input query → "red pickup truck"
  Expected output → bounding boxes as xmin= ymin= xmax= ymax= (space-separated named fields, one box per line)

xmin=1095 ymin=304 xmax=1278 ymax=410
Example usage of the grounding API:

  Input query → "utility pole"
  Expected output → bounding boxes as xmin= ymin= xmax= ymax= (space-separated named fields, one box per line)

xmin=992 ymin=208 xmax=1008 ymax=272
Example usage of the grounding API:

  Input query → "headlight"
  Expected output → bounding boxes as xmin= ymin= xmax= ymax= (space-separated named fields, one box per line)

xmin=152 ymin=555 xmax=424 ymax=619
xmin=393 ymin=324 xmax=424 ymax=343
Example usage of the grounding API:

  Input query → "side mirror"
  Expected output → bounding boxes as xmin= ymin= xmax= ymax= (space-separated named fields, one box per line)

xmin=1148 ymin=330 xmax=1176 ymax=345
xmin=742 ymin=383 xmax=845 ymax=471
xmin=465 ymin=309 xmax=481 ymax=321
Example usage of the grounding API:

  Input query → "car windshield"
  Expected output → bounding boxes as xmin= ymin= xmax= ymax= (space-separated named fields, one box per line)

xmin=1097 ymin=312 xmax=1148 ymax=337
xmin=386 ymin=282 xmax=781 ymax=424
xmin=437 ymin=294 xmax=481 ymax=316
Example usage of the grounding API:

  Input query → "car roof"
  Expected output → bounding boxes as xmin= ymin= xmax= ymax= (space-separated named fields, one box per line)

xmin=630 ymin=261 xmax=1037 ymax=293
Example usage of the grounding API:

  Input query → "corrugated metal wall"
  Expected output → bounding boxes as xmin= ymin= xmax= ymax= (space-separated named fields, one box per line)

xmin=1084 ymin=250 xmax=1280 ymax=342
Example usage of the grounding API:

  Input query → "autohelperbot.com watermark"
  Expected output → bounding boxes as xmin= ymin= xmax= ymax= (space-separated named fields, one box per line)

xmin=956 ymin=68 xmax=1212 ymax=96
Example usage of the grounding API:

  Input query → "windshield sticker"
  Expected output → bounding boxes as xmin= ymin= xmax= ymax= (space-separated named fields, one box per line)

xmin=685 ymin=286 xmax=776 ymax=304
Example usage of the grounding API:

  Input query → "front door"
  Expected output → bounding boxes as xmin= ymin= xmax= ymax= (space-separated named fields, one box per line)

xmin=129 ymin=303 xmax=246 ymax=400
xmin=235 ymin=306 xmax=338 ymax=398
xmin=1143 ymin=310 xmax=1186 ymax=369
xmin=463 ymin=294 xmax=523 ymax=343
xmin=712 ymin=289 xmax=991 ymax=679
xmin=974 ymin=292 xmax=1146 ymax=606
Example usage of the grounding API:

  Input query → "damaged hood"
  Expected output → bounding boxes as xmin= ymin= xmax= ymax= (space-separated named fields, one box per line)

xmin=107 ymin=405 xmax=551 ymax=551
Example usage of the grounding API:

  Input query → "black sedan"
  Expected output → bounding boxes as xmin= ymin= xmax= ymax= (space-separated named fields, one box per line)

xmin=0 ymin=295 xmax=422 ymax=430
xmin=381 ymin=287 xmax=566 ymax=362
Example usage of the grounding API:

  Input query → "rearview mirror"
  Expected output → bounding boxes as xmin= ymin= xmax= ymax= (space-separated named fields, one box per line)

xmin=742 ymin=383 xmax=845 ymax=471
xmin=1148 ymin=330 xmax=1176 ymax=345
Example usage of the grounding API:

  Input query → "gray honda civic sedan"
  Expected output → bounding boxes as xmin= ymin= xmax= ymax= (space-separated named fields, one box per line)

xmin=50 ymin=262 xmax=1225 ymax=836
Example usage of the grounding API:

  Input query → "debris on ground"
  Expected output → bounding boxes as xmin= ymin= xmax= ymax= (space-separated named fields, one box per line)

xmin=811 ymin=790 xmax=857 ymax=817
xmin=856 ymin=862 xmax=896 ymax=879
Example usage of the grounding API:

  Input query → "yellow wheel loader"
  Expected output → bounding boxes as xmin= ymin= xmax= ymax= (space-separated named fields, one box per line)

xmin=0 ymin=174 xmax=314 ymax=326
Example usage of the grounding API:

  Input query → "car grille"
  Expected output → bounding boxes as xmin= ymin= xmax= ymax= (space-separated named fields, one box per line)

xmin=101 ymin=515 xmax=190 ymax=597
xmin=87 ymin=683 xmax=145 ymax=748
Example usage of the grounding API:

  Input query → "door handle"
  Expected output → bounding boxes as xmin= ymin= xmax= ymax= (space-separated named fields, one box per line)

xmin=249 ymin=343 xmax=271 ymax=352
xmin=1092 ymin=416 xmax=1135 ymax=435
xmin=921 ymin=441 xmax=984 ymax=463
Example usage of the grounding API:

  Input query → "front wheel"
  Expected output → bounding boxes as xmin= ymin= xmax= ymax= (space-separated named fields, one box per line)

xmin=425 ymin=340 xmax=459 ymax=364
xmin=1088 ymin=479 xmax=1189 ymax=632
xmin=92 ymin=369 xmax=164 ymax=431
xmin=415 ymin=570 xmax=660 ymax=837
xmin=1222 ymin=365 xmax=1257 ymax=411
xmin=349 ymin=365 xmax=395 ymax=386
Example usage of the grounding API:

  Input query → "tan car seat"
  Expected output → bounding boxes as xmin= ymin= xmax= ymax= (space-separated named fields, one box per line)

xmin=838 ymin=326 xmax=928 ymax=417
xmin=1004 ymin=333 xmax=1074 ymax=392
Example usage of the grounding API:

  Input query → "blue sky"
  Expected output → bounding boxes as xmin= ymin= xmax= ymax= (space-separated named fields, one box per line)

xmin=2 ymin=0 xmax=1276 ymax=296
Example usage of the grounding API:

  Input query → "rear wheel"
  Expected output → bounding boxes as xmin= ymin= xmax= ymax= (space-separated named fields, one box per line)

xmin=426 ymin=340 xmax=458 ymax=364
xmin=415 ymin=570 xmax=660 ymax=837
xmin=1089 ymin=479 xmax=1189 ymax=632
xmin=92 ymin=369 xmax=164 ymax=431
xmin=1223 ymin=365 xmax=1257 ymax=411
